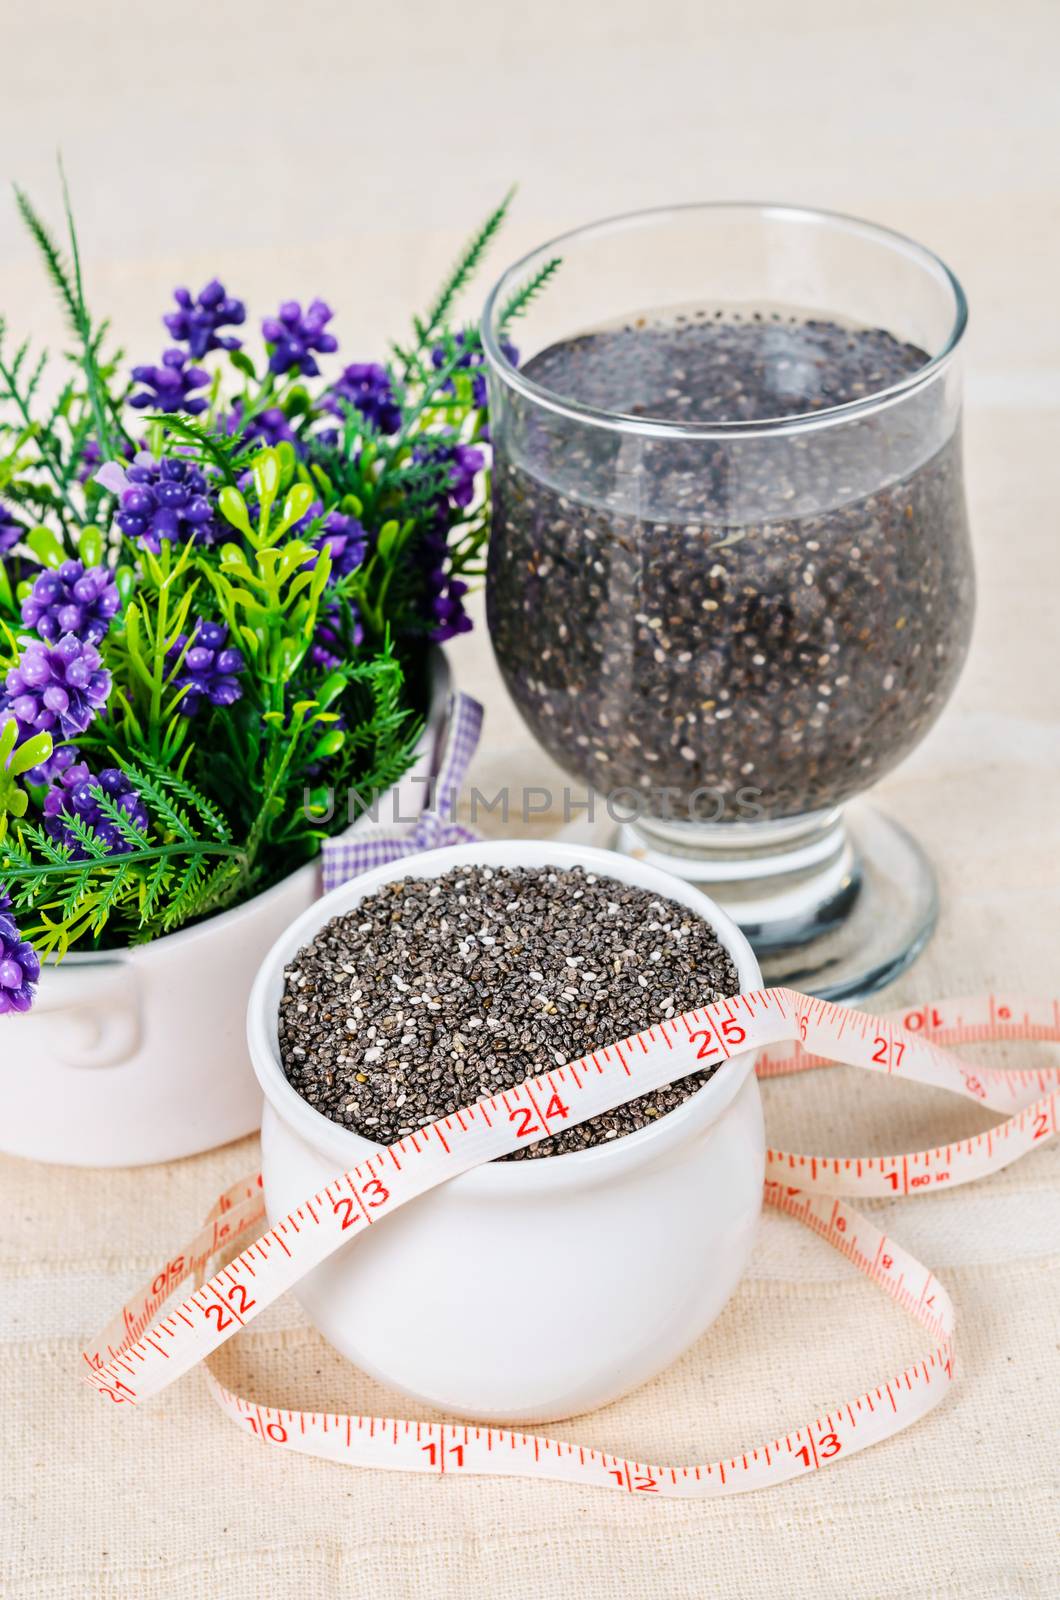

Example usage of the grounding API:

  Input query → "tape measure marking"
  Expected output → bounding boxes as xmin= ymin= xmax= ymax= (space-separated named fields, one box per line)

xmin=83 ymin=986 xmax=1059 ymax=1496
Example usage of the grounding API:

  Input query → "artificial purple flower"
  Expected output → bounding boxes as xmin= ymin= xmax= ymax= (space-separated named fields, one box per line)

xmin=43 ymin=762 xmax=149 ymax=860
xmin=164 ymin=279 xmax=246 ymax=360
xmin=427 ymin=575 xmax=472 ymax=642
xmin=293 ymin=502 xmax=368 ymax=579
xmin=21 ymin=561 xmax=120 ymax=646
xmin=4 ymin=636 xmax=111 ymax=741
xmin=310 ymin=601 xmax=363 ymax=672
xmin=77 ymin=433 xmax=137 ymax=485
xmin=405 ymin=436 xmax=485 ymax=641
xmin=129 ymin=349 xmax=210 ymax=415
xmin=0 ymin=501 xmax=23 ymax=558
xmin=323 ymin=361 xmax=402 ymax=435
xmin=431 ymin=332 xmax=518 ymax=409
xmin=262 ymin=300 xmax=338 ymax=377
xmin=114 ymin=456 xmax=221 ymax=552
xmin=0 ymin=888 xmax=38 ymax=1016
xmin=225 ymin=401 xmax=301 ymax=451
xmin=414 ymin=437 xmax=485 ymax=519
xmin=420 ymin=531 xmax=472 ymax=642
xmin=165 ymin=618 xmax=245 ymax=717
xmin=295 ymin=509 xmax=368 ymax=666
xmin=316 ymin=516 xmax=368 ymax=580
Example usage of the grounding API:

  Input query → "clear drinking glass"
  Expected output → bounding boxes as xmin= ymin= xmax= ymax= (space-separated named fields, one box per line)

xmin=482 ymin=204 xmax=973 ymax=999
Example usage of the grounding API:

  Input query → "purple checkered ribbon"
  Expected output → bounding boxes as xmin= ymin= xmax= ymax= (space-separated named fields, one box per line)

xmin=320 ymin=691 xmax=483 ymax=893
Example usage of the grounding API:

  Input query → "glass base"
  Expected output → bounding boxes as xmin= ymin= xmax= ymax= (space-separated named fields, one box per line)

xmin=614 ymin=802 xmax=937 ymax=1003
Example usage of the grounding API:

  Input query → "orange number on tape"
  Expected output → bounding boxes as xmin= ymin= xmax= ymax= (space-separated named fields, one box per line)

xmin=362 ymin=1178 xmax=390 ymax=1208
xmin=227 ymin=1283 xmax=256 ymax=1316
xmin=510 ymin=1106 xmax=540 ymax=1138
xmin=249 ymin=1417 xmax=288 ymax=1444
xmin=689 ymin=1029 xmax=721 ymax=1060
xmin=332 ymin=1196 xmax=358 ymax=1230
xmin=544 ymin=1093 xmax=570 ymax=1121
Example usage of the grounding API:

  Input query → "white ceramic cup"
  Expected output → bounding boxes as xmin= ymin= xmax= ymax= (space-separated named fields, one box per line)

xmin=248 ymin=839 xmax=765 ymax=1424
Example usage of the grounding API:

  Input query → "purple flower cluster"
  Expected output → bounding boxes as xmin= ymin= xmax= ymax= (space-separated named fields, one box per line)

xmin=414 ymin=437 xmax=484 ymax=523
xmin=293 ymin=504 xmax=367 ymax=576
xmin=0 ymin=501 xmax=23 ymax=558
xmin=21 ymin=561 xmax=120 ymax=646
xmin=43 ymin=762 xmax=149 ymax=859
xmin=324 ymin=362 xmax=402 ymax=435
xmin=423 ymin=568 xmax=471 ymax=643
xmin=129 ymin=349 xmax=210 ymax=416
xmin=225 ymin=402 xmax=300 ymax=452
xmin=164 ymin=280 xmax=246 ymax=360
xmin=310 ymin=601 xmax=364 ymax=672
xmin=0 ymin=890 xmax=38 ymax=1016
xmin=298 ymin=509 xmax=368 ymax=669
xmin=77 ymin=434 xmax=138 ymax=486
xmin=431 ymin=332 xmax=517 ymax=409
xmin=263 ymin=300 xmax=337 ymax=377
xmin=165 ymin=618 xmax=245 ymax=717
xmin=114 ymin=457 xmax=221 ymax=551
xmin=4 ymin=636 xmax=111 ymax=741
xmin=411 ymin=437 xmax=485 ymax=642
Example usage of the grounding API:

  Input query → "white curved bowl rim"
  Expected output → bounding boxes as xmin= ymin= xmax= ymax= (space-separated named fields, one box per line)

xmin=249 ymin=840 xmax=762 ymax=1198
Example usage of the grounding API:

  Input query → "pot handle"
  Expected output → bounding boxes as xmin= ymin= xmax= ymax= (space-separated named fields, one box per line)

xmin=30 ymin=961 xmax=143 ymax=1069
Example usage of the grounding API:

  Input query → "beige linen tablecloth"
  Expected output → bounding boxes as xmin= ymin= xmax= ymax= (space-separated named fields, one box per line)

xmin=2 ymin=3 xmax=1058 ymax=1595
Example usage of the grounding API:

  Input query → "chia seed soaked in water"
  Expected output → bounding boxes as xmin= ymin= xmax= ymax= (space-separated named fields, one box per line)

xmin=487 ymin=309 xmax=975 ymax=821
xmin=278 ymin=864 xmax=740 ymax=1158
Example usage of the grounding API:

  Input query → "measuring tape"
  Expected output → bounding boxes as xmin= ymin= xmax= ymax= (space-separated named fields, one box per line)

xmin=83 ymin=987 xmax=1059 ymax=1497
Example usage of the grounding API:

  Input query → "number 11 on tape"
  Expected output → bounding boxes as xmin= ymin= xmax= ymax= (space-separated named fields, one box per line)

xmin=83 ymin=986 xmax=1059 ymax=1496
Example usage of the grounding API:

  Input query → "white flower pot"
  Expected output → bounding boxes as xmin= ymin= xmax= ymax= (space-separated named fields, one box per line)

xmin=248 ymin=839 xmax=765 ymax=1424
xmin=0 ymin=652 xmax=451 ymax=1168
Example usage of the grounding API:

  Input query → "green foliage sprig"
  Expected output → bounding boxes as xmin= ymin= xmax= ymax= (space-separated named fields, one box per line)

xmin=0 ymin=175 xmax=548 ymax=983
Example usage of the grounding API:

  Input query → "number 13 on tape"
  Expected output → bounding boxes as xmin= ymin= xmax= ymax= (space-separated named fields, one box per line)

xmin=83 ymin=987 xmax=1059 ymax=1497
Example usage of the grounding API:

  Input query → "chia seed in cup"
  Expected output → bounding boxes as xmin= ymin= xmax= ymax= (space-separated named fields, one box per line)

xmin=486 ymin=307 xmax=975 ymax=822
xmin=278 ymin=864 xmax=740 ymax=1158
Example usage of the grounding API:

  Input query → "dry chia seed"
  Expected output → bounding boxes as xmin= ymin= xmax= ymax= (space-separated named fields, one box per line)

xmin=278 ymin=864 xmax=739 ymax=1158
xmin=487 ymin=308 xmax=975 ymax=822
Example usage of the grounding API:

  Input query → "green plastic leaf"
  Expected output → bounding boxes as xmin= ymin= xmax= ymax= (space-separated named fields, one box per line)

xmin=77 ymin=524 xmax=104 ymax=566
xmin=0 ymin=714 xmax=34 ymax=837
xmin=308 ymin=729 xmax=346 ymax=761
xmin=218 ymin=487 xmax=254 ymax=538
xmin=228 ymin=349 xmax=257 ymax=380
xmin=285 ymin=386 xmax=311 ymax=419
xmin=275 ymin=441 xmax=297 ymax=486
xmin=278 ymin=483 xmax=314 ymax=533
xmin=309 ymin=464 xmax=333 ymax=497
xmin=375 ymin=520 xmax=401 ymax=562
xmin=302 ymin=785 xmax=333 ymax=820
xmin=27 ymin=524 xmax=66 ymax=571
xmin=9 ymin=730 xmax=53 ymax=778
xmin=251 ymin=449 xmax=280 ymax=527
xmin=316 ymin=671 xmax=348 ymax=709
